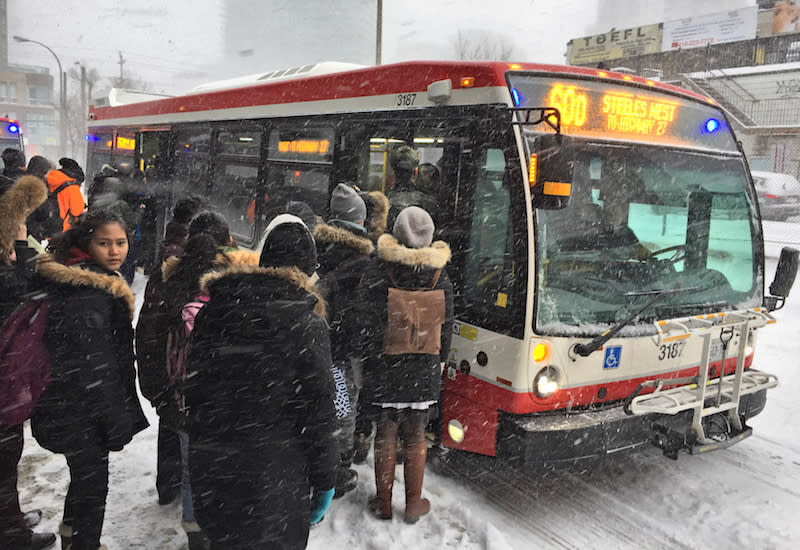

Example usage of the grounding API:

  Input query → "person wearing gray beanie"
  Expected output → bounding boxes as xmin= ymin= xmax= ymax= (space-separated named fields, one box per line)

xmin=393 ymin=206 xmax=435 ymax=249
xmin=330 ymin=183 xmax=366 ymax=226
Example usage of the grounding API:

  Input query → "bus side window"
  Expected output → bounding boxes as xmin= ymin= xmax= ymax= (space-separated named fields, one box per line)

xmin=211 ymin=126 xmax=262 ymax=242
xmin=462 ymin=148 xmax=516 ymax=331
xmin=173 ymin=126 xmax=211 ymax=198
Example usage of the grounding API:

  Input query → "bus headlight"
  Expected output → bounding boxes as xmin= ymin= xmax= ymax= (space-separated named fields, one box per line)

xmin=533 ymin=366 xmax=560 ymax=399
xmin=447 ymin=419 xmax=465 ymax=443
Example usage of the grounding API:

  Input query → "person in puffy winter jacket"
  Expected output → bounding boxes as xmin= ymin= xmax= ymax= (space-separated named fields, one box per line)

xmin=314 ymin=184 xmax=374 ymax=498
xmin=0 ymin=175 xmax=56 ymax=550
xmin=32 ymin=209 xmax=149 ymax=550
xmin=359 ymin=206 xmax=454 ymax=524
xmin=156 ymin=212 xmax=256 ymax=550
xmin=135 ymin=196 xmax=210 ymax=507
xmin=185 ymin=214 xmax=338 ymax=549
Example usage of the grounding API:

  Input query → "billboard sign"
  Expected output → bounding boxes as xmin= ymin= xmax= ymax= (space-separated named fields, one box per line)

xmin=662 ymin=7 xmax=758 ymax=50
xmin=567 ymin=24 xmax=662 ymax=65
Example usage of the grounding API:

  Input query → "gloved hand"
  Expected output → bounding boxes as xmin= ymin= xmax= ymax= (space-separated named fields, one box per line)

xmin=309 ymin=487 xmax=335 ymax=525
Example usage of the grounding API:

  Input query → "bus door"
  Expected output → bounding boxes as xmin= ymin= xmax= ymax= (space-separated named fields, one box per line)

xmin=136 ymin=130 xmax=172 ymax=270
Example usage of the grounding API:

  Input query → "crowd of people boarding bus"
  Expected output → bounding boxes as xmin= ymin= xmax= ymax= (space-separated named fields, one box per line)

xmin=0 ymin=143 xmax=453 ymax=550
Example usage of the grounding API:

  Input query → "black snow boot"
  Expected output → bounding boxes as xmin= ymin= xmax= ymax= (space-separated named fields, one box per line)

xmin=334 ymin=466 xmax=358 ymax=499
xmin=29 ymin=532 xmax=57 ymax=549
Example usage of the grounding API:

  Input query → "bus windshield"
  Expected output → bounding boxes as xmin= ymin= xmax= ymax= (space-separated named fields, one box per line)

xmin=533 ymin=140 xmax=762 ymax=335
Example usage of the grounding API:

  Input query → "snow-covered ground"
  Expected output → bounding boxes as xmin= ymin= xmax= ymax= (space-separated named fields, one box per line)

xmin=18 ymin=220 xmax=800 ymax=550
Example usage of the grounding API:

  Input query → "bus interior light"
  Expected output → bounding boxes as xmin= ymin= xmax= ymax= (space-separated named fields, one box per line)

xmin=460 ymin=77 xmax=475 ymax=88
xmin=528 ymin=153 xmax=538 ymax=185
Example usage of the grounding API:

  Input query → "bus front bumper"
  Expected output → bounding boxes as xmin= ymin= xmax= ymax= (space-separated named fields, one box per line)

xmin=496 ymin=389 xmax=768 ymax=463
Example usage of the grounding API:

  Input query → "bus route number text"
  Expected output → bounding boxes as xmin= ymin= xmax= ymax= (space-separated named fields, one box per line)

xmin=658 ymin=341 xmax=686 ymax=360
xmin=396 ymin=93 xmax=417 ymax=106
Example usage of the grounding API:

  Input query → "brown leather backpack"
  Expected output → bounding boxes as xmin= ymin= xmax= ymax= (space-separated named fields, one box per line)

xmin=382 ymin=267 xmax=445 ymax=356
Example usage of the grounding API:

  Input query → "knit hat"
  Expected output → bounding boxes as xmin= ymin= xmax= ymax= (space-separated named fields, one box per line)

xmin=26 ymin=155 xmax=52 ymax=179
xmin=393 ymin=206 xmax=434 ymax=249
xmin=260 ymin=213 xmax=317 ymax=276
xmin=329 ymin=183 xmax=366 ymax=224
xmin=286 ymin=200 xmax=319 ymax=232
xmin=59 ymin=157 xmax=85 ymax=183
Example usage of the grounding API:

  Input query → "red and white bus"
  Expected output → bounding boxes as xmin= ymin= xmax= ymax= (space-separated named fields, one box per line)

xmin=87 ymin=60 xmax=797 ymax=462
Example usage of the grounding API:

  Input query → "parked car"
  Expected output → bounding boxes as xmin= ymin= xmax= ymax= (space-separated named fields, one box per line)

xmin=751 ymin=170 xmax=800 ymax=221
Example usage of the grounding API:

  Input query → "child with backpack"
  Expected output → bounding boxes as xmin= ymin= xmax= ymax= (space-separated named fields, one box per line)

xmin=31 ymin=209 xmax=148 ymax=550
xmin=155 ymin=211 xmax=258 ymax=550
xmin=0 ymin=175 xmax=56 ymax=550
xmin=358 ymin=206 xmax=454 ymax=524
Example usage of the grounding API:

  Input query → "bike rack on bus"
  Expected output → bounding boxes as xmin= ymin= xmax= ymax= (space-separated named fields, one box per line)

xmin=509 ymin=107 xmax=562 ymax=135
xmin=626 ymin=308 xmax=778 ymax=458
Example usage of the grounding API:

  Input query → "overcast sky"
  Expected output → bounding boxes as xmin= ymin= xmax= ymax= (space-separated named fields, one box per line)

xmin=7 ymin=0 xmax=757 ymax=96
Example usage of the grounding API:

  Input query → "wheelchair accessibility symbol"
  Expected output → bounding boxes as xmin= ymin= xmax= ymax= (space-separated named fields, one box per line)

xmin=603 ymin=346 xmax=622 ymax=369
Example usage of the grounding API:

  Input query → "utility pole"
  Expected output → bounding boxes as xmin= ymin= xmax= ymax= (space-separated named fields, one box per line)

xmin=376 ymin=0 xmax=382 ymax=66
xmin=117 ymin=51 xmax=126 ymax=86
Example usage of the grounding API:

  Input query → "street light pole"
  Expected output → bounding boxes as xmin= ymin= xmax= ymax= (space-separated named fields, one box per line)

xmin=13 ymin=35 xmax=67 ymax=154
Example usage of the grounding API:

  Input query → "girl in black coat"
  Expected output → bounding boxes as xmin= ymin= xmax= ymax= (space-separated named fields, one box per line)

xmin=359 ymin=206 xmax=454 ymax=524
xmin=185 ymin=214 xmax=339 ymax=550
xmin=32 ymin=209 xmax=149 ymax=550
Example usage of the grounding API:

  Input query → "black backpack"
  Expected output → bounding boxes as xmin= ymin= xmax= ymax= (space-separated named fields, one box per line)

xmin=33 ymin=181 xmax=78 ymax=240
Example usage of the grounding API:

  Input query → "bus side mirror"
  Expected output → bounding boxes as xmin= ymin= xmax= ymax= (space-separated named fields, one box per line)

xmin=531 ymin=135 xmax=573 ymax=210
xmin=765 ymin=247 xmax=799 ymax=311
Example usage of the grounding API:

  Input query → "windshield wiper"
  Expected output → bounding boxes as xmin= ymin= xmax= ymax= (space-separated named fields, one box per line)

xmin=571 ymin=287 xmax=700 ymax=357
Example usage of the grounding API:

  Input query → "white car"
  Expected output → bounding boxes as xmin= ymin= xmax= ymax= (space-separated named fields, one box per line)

xmin=751 ymin=170 xmax=800 ymax=221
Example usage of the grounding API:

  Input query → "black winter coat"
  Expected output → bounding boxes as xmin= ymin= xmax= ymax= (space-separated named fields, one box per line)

xmin=31 ymin=255 xmax=148 ymax=453
xmin=359 ymin=234 xmax=454 ymax=404
xmin=0 ymin=241 xmax=38 ymax=322
xmin=313 ymin=222 xmax=374 ymax=364
xmin=185 ymin=264 xmax=338 ymax=549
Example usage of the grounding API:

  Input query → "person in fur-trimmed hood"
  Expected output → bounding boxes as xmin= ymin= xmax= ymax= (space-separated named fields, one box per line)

xmin=184 ymin=214 xmax=338 ymax=550
xmin=358 ymin=189 xmax=389 ymax=243
xmin=313 ymin=184 xmax=374 ymax=498
xmin=358 ymin=205 xmax=454 ymax=524
xmin=0 ymin=175 xmax=57 ymax=550
xmin=31 ymin=209 xmax=148 ymax=550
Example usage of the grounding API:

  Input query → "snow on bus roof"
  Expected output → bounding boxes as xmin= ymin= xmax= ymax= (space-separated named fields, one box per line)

xmin=187 ymin=62 xmax=368 ymax=94
xmin=92 ymin=88 xmax=174 ymax=107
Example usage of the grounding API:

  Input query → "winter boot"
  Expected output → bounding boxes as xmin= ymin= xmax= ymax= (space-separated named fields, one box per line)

xmin=334 ymin=465 xmax=359 ymax=499
xmin=28 ymin=532 xmax=56 ymax=549
xmin=368 ymin=419 xmax=398 ymax=520
xmin=182 ymin=520 xmax=211 ymax=550
xmin=59 ymin=522 xmax=72 ymax=550
xmin=23 ymin=509 xmax=43 ymax=529
xmin=352 ymin=432 xmax=372 ymax=465
xmin=402 ymin=424 xmax=431 ymax=524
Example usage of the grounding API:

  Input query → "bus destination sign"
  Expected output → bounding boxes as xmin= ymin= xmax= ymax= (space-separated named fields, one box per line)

xmin=507 ymin=75 xmax=737 ymax=151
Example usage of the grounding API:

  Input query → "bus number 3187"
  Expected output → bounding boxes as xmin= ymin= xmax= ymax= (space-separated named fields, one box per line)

xmin=658 ymin=341 xmax=686 ymax=360
xmin=396 ymin=93 xmax=417 ymax=106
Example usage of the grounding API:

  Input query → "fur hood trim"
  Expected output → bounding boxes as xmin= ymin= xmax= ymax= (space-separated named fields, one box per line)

xmin=199 ymin=264 xmax=327 ymax=319
xmin=161 ymin=249 xmax=259 ymax=282
xmin=366 ymin=191 xmax=389 ymax=242
xmin=0 ymin=176 xmax=48 ymax=263
xmin=313 ymin=223 xmax=374 ymax=255
xmin=36 ymin=254 xmax=136 ymax=319
xmin=377 ymin=234 xmax=450 ymax=269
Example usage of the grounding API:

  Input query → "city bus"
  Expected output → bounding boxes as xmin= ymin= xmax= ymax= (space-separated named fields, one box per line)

xmin=86 ymin=60 xmax=798 ymax=462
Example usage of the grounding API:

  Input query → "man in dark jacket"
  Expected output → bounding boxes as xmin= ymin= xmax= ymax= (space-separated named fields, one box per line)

xmin=387 ymin=144 xmax=436 ymax=228
xmin=185 ymin=214 xmax=338 ymax=549
xmin=314 ymin=184 xmax=374 ymax=498
xmin=0 ymin=175 xmax=56 ymax=550
xmin=1 ymin=148 xmax=26 ymax=182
